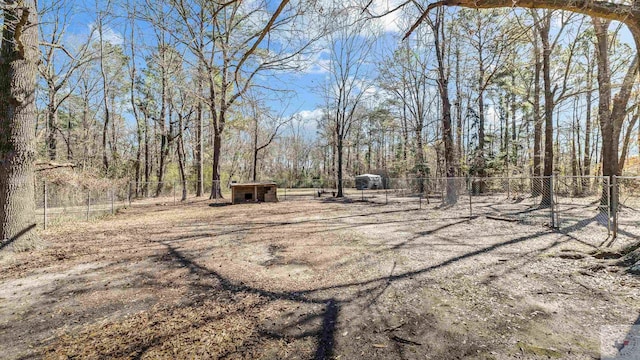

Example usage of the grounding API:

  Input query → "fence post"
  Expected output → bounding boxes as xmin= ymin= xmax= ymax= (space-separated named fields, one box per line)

xmin=128 ymin=182 xmax=132 ymax=206
xmin=385 ymin=188 xmax=388 ymax=205
xmin=612 ymin=176 xmax=618 ymax=238
xmin=43 ymin=182 xmax=48 ymax=230
xmin=607 ymin=176 xmax=612 ymax=237
xmin=86 ymin=190 xmax=90 ymax=221
xmin=550 ymin=175 xmax=557 ymax=228
xmin=173 ymin=182 xmax=177 ymax=205
xmin=468 ymin=177 xmax=473 ymax=218
xmin=419 ymin=193 xmax=422 ymax=210
xmin=111 ymin=188 xmax=115 ymax=215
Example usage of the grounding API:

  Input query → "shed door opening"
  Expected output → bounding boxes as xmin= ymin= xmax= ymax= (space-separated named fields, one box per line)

xmin=245 ymin=193 xmax=253 ymax=200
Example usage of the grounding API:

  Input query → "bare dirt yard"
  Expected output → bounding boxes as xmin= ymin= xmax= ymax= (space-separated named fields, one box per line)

xmin=1 ymin=197 xmax=639 ymax=359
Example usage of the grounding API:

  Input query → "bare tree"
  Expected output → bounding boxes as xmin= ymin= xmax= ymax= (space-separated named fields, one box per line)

xmin=593 ymin=17 xmax=638 ymax=208
xmin=378 ymin=38 xmax=433 ymax=190
xmin=175 ymin=84 xmax=193 ymax=201
xmin=169 ymin=0 xmax=325 ymax=199
xmin=0 ymin=0 xmax=40 ymax=246
xmin=425 ymin=7 xmax=456 ymax=203
xmin=244 ymin=91 xmax=294 ymax=182
xmin=96 ymin=4 xmax=112 ymax=173
xmin=324 ymin=13 xmax=375 ymax=197
xmin=39 ymin=0 xmax=94 ymax=161
xmin=126 ymin=1 xmax=144 ymax=196
xmin=405 ymin=0 xmax=640 ymax=213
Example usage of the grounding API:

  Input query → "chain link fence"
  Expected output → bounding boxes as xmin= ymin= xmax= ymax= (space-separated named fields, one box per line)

xmin=284 ymin=175 xmax=621 ymax=240
xmin=35 ymin=176 xmax=640 ymax=243
xmin=467 ymin=176 xmax=554 ymax=225
xmin=127 ymin=181 xmax=224 ymax=205
xmin=614 ymin=176 xmax=640 ymax=239
xmin=35 ymin=181 xmax=129 ymax=229
xmin=554 ymin=176 xmax=611 ymax=239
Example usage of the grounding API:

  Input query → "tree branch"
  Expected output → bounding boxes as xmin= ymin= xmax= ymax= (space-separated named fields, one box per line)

xmin=234 ymin=0 xmax=290 ymax=84
xmin=39 ymin=42 xmax=76 ymax=61
xmin=405 ymin=0 xmax=640 ymax=40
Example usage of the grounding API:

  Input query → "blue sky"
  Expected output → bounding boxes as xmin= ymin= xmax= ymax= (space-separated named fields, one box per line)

xmin=42 ymin=0 xmax=638 ymax=140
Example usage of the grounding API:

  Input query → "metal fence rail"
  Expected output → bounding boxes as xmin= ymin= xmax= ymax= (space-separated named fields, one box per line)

xmin=35 ymin=181 xmax=129 ymax=229
xmin=554 ymin=176 xmax=611 ymax=238
xmin=296 ymin=175 xmax=619 ymax=237
xmin=34 ymin=175 xmax=640 ymax=242
xmin=614 ymin=176 xmax=640 ymax=239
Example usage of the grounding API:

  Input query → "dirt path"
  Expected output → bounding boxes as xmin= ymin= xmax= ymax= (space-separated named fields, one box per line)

xmin=0 ymin=199 xmax=638 ymax=359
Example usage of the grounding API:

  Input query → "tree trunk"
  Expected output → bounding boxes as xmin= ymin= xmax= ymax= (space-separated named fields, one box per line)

xmin=98 ymin=19 xmax=111 ymax=174
xmin=155 ymin=58 xmax=168 ymax=197
xmin=337 ymin=135 xmax=344 ymax=197
xmin=194 ymin=7 xmax=205 ymax=197
xmin=47 ymin=90 xmax=57 ymax=160
xmin=401 ymin=101 xmax=408 ymax=164
xmin=571 ymin=103 xmax=579 ymax=195
xmin=0 ymin=1 xmax=39 ymax=245
xmin=367 ymin=117 xmax=373 ymax=171
xmin=143 ymin=111 xmax=150 ymax=197
xmin=511 ymin=73 xmax=517 ymax=167
xmin=129 ymin=13 xmax=142 ymax=197
xmin=134 ymin=121 xmax=142 ymax=198
xmin=110 ymin=94 xmax=118 ymax=162
xmin=177 ymin=113 xmax=188 ymax=201
xmin=66 ymin=106 xmax=73 ymax=161
xmin=431 ymin=10 xmax=457 ymax=203
xmin=195 ymin=76 xmax=204 ymax=197
xmin=252 ymin=115 xmax=258 ymax=182
xmin=331 ymin=130 xmax=337 ymax=185
xmin=415 ymin=124 xmax=425 ymax=193
xmin=532 ymin=29 xmax=542 ymax=196
xmin=475 ymin=80 xmax=486 ymax=194
xmin=619 ymin=111 xmax=639 ymax=173
xmin=81 ymin=93 xmax=89 ymax=171
xmin=594 ymin=18 xmax=616 ymax=210
xmin=540 ymin=16 xmax=554 ymax=206
xmin=582 ymin=53 xmax=593 ymax=190
xmin=455 ymin=45 xmax=463 ymax=174
xmin=210 ymin=130 xmax=223 ymax=199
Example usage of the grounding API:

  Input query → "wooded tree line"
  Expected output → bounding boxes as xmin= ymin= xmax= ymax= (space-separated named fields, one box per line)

xmin=2 ymin=0 xmax=640 ymax=243
xmin=316 ymin=5 xmax=639 ymax=204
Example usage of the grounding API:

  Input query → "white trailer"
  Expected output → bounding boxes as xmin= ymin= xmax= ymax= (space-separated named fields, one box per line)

xmin=355 ymin=174 xmax=383 ymax=190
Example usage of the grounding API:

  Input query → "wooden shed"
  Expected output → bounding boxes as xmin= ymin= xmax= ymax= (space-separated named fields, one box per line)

xmin=230 ymin=182 xmax=278 ymax=205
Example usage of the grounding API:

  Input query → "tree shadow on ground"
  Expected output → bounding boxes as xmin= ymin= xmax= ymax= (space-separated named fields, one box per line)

xmin=148 ymin=223 xmax=568 ymax=358
xmin=160 ymin=241 xmax=339 ymax=359
xmin=17 ymin=201 xmax=619 ymax=359
xmin=208 ymin=202 xmax=232 ymax=207
xmin=0 ymin=223 xmax=36 ymax=251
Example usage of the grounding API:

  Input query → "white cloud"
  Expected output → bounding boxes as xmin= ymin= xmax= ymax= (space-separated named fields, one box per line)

xmin=297 ymin=108 xmax=325 ymax=123
xmin=304 ymin=49 xmax=331 ymax=74
xmin=88 ymin=23 xmax=123 ymax=46
xmin=285 ymin=48 xmax=332 ymax=75
xmin=367 ymin=0 xmax=405 ymax=34
xmin=286 ymin=108 xmax=324 ymax=139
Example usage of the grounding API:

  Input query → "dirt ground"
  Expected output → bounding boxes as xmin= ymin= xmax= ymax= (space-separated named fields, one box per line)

xmin=1 ymin=197 xmax=639 ymax=359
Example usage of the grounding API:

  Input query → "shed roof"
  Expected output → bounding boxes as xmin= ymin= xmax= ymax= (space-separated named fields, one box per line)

xmin=229 ymin=182 xmax=277 ymax=187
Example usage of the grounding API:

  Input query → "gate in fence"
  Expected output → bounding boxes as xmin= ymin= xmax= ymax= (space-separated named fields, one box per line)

xmin=614 ymin=176 xmax=640 ymax=239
